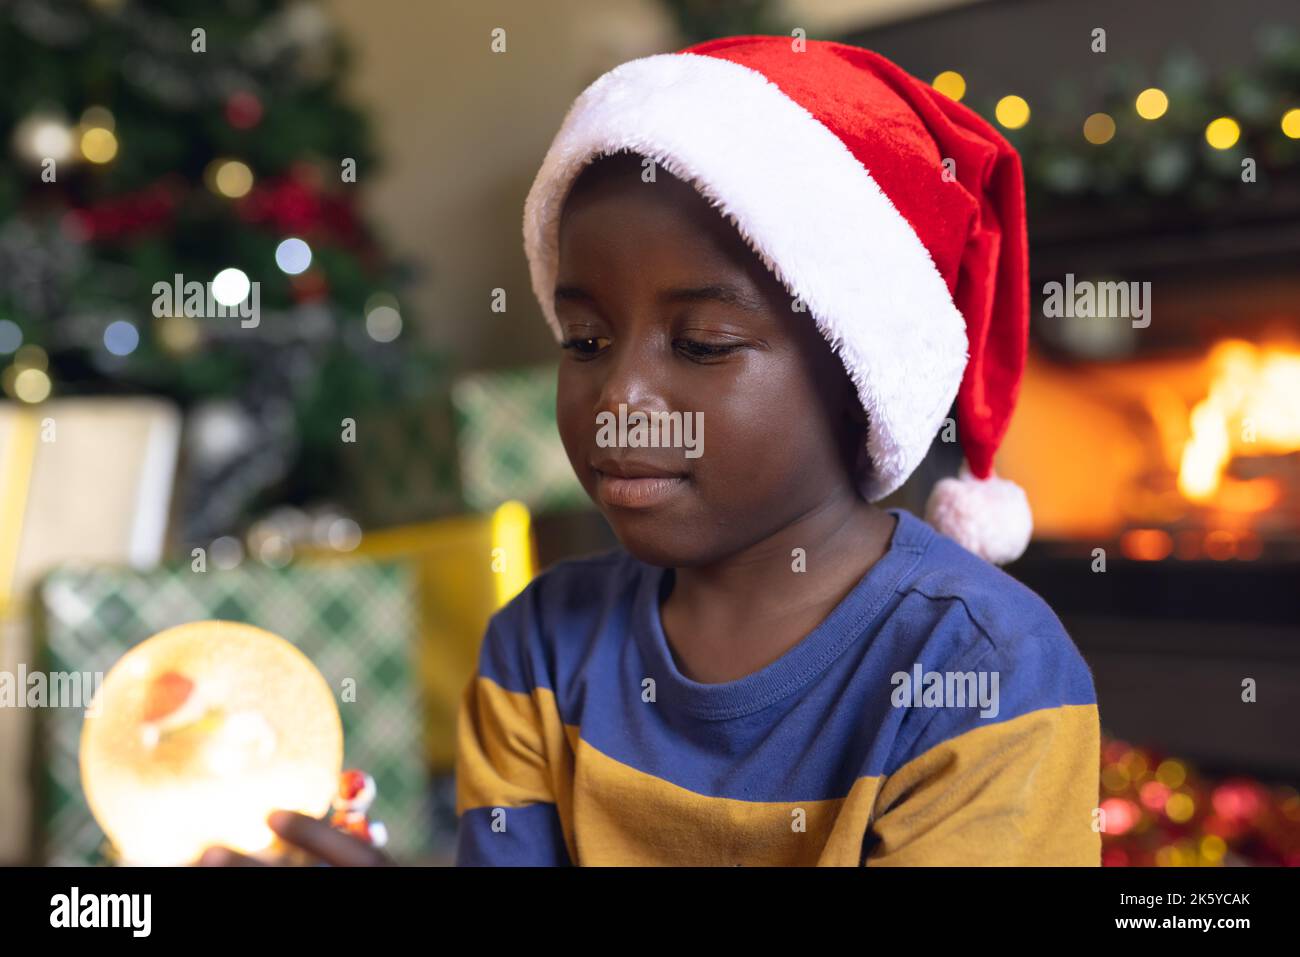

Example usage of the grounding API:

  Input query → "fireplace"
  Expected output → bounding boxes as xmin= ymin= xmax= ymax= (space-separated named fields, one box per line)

xmin=998 ymin=205 xmax=1300 ymax=784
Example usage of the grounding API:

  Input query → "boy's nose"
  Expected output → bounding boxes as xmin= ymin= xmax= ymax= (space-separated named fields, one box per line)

xmin=594 ymin=338 xmax=671 ymax=417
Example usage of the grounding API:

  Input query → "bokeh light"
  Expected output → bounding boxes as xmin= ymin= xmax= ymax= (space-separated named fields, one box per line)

xmin=1135 ymin=88 xmax=1169 ymax=120
xmin=103 ymin=320 xmax=140 ymax=356
xmin=995 ymin=95 xmax=1030 ymax=130
xmin=1282 ymin=108 xmax=1300 ymax=139
xmin=275 ymin=237 xmax=312 ymax=275
xmin=14 ymin=343 xmax=48 ymax=371
xmin=80 ymin=127 xmax=118 ymax=164
xmin=365 ymin=305 xmax=402 ymax=343
xmin=209 ymin=159 xmax=254 ymax=198
xmin=1083 ymin=112 xmax=1116 ymax=144
xmin=0 ymin=319 xmax=22 ymax=354
xmin=1165 ymin=792 xmax=1195 ymax=823
xmin=1205 ymin=116 xmax=1241 ymax=150
xmin=931 ymin=70 xmax=966 ymax=102
xmin=211 ymin=268 xmax=251 ymax=306
xmin=13 ymin=367 xmax=52 ymax=403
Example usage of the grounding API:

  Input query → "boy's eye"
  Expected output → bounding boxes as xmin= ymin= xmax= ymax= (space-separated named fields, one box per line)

xmin=560 ymin=336 xmax=610 ymax=357
xmin=674 ymin=338 xmax=741 ymax=362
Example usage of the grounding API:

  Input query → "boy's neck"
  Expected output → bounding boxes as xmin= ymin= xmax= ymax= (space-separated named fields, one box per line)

xmin=658 ymin=495 xmax=897 ymax=685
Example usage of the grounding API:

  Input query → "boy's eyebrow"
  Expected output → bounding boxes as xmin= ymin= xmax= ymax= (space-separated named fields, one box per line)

xmin=554 ymin=284 xmax=592 ymax=305
xmin=555 ymin=282 xmax=768 ymax=313
xmin=659 ymin=283 xmax=767 ymax=312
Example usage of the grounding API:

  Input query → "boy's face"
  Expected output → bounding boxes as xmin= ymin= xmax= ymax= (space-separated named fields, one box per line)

xmin=554 ymin=154 xmax=866 ymax=567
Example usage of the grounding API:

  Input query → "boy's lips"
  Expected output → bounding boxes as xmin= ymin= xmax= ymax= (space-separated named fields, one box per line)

xmin=591 ymin=458 xmax=688 ymax=509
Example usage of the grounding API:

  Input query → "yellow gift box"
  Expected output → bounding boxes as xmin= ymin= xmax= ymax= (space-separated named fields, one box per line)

xmin=301 ymin=501 xmax=535 ymax=771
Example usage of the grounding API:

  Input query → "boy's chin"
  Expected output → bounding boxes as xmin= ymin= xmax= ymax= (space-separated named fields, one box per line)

xmin=602 ymin=513 xmax=724 ymax=569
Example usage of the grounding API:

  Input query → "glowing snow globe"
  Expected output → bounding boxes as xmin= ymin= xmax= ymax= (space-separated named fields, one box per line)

xmin=80 ymin=620 xmax=343 ymax=865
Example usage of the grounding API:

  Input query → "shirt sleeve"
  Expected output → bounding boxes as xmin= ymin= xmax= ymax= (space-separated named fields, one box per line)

xmin=453 ymin=617 xmax=573 ymax=866
xmin=864 ymin=632 xmax=1102 ymax=866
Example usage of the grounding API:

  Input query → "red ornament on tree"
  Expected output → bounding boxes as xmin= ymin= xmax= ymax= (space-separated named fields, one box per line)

xmin=238 ymin=168 xmax=366 ymax=248
xmin=66 ymin=177 xmax=182 ymax=242
xmin=225 ymin=91 xmax=264 ymax=130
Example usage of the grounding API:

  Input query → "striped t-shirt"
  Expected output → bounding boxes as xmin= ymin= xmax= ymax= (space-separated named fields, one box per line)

xmin=455 ymin=508 xmax=1100 ymax=865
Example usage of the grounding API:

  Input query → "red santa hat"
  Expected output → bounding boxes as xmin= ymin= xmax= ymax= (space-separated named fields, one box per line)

xmin=523 ymin=35 xmax=1033 ymax=564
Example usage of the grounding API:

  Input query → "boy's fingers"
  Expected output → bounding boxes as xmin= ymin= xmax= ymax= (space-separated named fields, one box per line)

xmin=197 ymin=846 xmax=265 ymax=866
xmin=267 ymin=810 xmax=390 ymax=866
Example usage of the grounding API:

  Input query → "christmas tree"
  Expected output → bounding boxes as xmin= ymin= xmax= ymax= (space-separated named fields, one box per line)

xmin=0 ymin=0 xmax=441 ymax=544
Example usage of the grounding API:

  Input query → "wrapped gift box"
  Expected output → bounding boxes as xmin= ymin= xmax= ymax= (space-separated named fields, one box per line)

xmin=33 ymin=556 xmax=431 ymax=865
xmin=451 ymin=364 xmax=587 ymax=512
xmin=300 ymin=502 xmax=536 ymax=773
xmin=0 ymin=398 xmax=180 ymax=864
xmin=336 ymin=387 xmax=463 ymax=529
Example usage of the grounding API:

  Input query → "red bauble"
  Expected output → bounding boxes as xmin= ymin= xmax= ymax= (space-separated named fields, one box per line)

xmin=225 ymin=91 xmax=264 ymax=130
xmin=67 ymin=178 xmax=181 ymax=241
xmin=238 ymin=171 xmax=364 ymax=246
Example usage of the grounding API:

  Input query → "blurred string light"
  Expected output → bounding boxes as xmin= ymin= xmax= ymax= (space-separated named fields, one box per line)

xmin=931 ymin=70 xmax=966 ymax=102
xmin=14 ymin=344 xmax=47 ymax=371
xmin=1205 ymin=116 xmax=1241 ymax=149
xmin=1200 ymin=835 xmax=1227 ymax=864
xmin=12 ymin=368 xmax=51 ymax=403
xmin=327 ymin=518 xmax=362 ymax=551
xmin=78 ymin=105 xmax=118 ymax=164
xmin=274 ymin=237 xmax=312 ymax=275
xmin=1282 ymin=108 xmax=1300 ymax=139
xmin=1157 ymin=759 xmax=1188 ymax=789
xmin=81 ymin=105 xmax=115 ymax=130
xmin=206 ymin=158 xmax=254 ymax=198
xmin=1135 ymin=87 xmax=1169 ymax=120
xmin=0 ymin=320 xmax=22 ymax=354
xmin=1083 ymin=112 xmax=1116 ymax=145
xmin=1140 ymin=779 xmax=1171 ymax=810
xmin=103 ymin=320 xmax=139 ymax=356
xmin=3 ymin=344 xmax=52 ymax=404
xmin=363 ymin=291 xmax=402 ymax=342
xmin=155 ymin=314 xmax=200 ymax=355
xmin=994 ymin=95 xmax=1030 ymax=130
xmin=211 ymin=268 xmax=251 ymax=306
xmin=209 ymin=536 xmax=244 ymax=570
xmin=891 ymin=74 xmax=1295 ymax=153
xmin=80 ymin=128 xmax=118 ymax=164
xmin=12 ymin=112 xmax=76 ymax=164
xmin=1165 ymin=792 xmax=1196 ymax=824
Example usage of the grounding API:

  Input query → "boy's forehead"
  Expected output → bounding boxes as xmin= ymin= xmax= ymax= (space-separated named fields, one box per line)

xmin=560 ymin=159 xmax=774 ymax=282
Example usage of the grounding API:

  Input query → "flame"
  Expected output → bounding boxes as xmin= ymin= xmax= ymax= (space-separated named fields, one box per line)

xmin=1177 ymin=340 xmax=1300 ymax=503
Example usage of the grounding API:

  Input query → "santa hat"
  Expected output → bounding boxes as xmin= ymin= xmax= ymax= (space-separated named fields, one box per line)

xmin=523 ymin=36 xmax=1033 ymax=564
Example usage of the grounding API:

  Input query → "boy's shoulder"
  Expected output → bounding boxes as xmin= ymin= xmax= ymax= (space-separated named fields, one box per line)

xmin=904 ymin=516 xmax=1066 ymax=638
xmin=879 ymin=514 xmax=1098 ymax=777
xmin=501 ymin=546 xmax=644 ymax=630
xmin=894 ymin=511 xmax=1094 ymax=703
xmin=474 ymin=547 xmax=645 ymax=693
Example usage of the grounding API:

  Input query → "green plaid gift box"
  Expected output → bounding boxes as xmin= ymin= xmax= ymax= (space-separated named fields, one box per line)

xmin=338 ymin=389 xmax=462 ymax=528
xmin=33 ymin=557 xmax=431 ymax=866
xmin=452 ymin=364 xmax=587 ymax=512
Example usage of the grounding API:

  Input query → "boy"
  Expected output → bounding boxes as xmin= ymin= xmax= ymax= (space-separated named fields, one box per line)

xmin=455 ymin=37 xmax=1099 ymax=866
xmin=203 ymin=36 xmax=1099 ymax=868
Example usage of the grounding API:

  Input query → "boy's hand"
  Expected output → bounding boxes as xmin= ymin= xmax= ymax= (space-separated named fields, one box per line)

xmin=197 ymin=810 xmax=393 ymax=867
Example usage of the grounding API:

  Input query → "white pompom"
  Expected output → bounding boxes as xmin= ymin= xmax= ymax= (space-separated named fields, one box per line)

xmin=924 ymin=467 xmax=1033 ymax=565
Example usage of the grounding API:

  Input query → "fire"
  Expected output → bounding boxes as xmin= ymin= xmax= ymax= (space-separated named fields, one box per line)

xmin=1177 ymin=340 xmax=1300 ymax=504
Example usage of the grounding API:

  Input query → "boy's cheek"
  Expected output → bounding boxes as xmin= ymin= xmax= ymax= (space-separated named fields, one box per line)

xmin=554 ymin=396 xmax=600 ymax=494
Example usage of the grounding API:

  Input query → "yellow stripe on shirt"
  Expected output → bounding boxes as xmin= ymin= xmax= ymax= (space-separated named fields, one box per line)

xmin=867 ymin=703 xmax=1102 ymax=866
